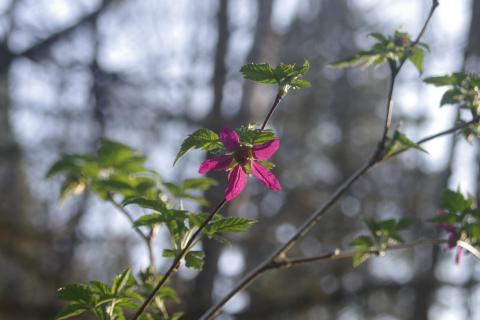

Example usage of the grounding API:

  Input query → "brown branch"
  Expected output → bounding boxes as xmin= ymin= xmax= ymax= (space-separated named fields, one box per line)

xmin=270 ymin=239 xmax=446 ymax=270
xmin=201 ymin=2 xmax=440 ymax=318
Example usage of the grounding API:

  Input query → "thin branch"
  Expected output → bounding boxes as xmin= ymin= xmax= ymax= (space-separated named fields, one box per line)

xmin=261 ymin=90 xmax=286 ymax=130
xmin=271 ymin=239 xmax=446 ymax=269
xmin=202 ymin=2 xmax=439 ymax=318
xmin=200 ymin=118 xmax=475 ymax=319
xmin=108 ymin=196 xmax=149 ymax=242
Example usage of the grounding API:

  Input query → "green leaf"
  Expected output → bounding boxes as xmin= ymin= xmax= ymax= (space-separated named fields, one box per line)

xmin=382 ymin=130 xmax=428 ymax=160
xmin=236 ymin=127 xmax=276 ymax=146
xmin=258 ymin=160 xmax=275 ymax=170
xmin=408 ymin=47 xmax=424 ymax=74
xmin=290 ymin=79 xmax=311 ymax=89
xmin=240 ymin=60 xmax=310 ymax=90
xmin=57 ymin=284 xmax=92 ymax=302
xmin=440 ymin=88 xmax=461 ymax=106
xmin=181 ymin=177 xmax=218 ymax=191
xmin=424 ymin=73 xmax=467 ymax=86
xmin=55 ymin=303 xmax=88 ymax=320
xmin=59 ymin=177 xmax=86 ymax=200
xmin=185 ymin=251 xmax=205 ymax=270
xmin=162 ymin=249 xmax=180 ymax=259
xmin=158 ymin=287 xmax=180 ymax=303
xmin=352 ymin=253 xmax=371 ymax=268
xmin=122 ymin=197 xmax=167 ymax=212
xmin=174 ymin=129 xmax=222 ymax=165
xmin=133 ymin=213 xmax=164 ymax=228
xmin=204 ymin=217 xmax=257 ymax=236
xmin=240 ymin=63 xmax=277 ymax=84
xmin=46 ymin=156 xmax=81 ymax=179
xmin=441 ymin=190 xmax=470 ymax=212
xmin=397 ymin=217 xmax=416 ymax=230
xmin=112 ymin=269 xmax=132 ymax=295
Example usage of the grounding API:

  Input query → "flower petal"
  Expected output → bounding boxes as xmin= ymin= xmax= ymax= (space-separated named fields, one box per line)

xmin=455 ymin=246 xmax=464 ymax=265
xmin=251 ymin=161 xmax=281 ymax=191
xmin=252 ymin=139 xmax=280 ymax=160
xmin=199 ymin=155 xmax=232 ymax=174
xmin=220 ymin=127 xmax=240 ymax=151
xmin=225 ymin=165 xmax=248 ymax=201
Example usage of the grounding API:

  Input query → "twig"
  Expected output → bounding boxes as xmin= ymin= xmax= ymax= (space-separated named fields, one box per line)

xmin=108 ymin=196 xmax=149 ymax=242
xmin=201 ymin=2 xmax=440 ymax=318
xmin=270 ymin=239 xmax=447 ymax=269
xmin=261 ymin=89 xmax=286 ymax=130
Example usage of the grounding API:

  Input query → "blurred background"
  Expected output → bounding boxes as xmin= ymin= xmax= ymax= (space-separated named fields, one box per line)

xmin=0 ymin=0 xmax=479 ymax=319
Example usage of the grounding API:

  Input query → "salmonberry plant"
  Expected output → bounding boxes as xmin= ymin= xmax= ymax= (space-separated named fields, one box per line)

xmin=47 ymin=1 xmax=480 ymax=319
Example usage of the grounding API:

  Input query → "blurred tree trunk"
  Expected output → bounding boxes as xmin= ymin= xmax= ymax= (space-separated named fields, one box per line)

xmin=0 ymin=2 xmax=113 ymax=318
xmin=413 ymin=2 xmax=480 ymax=318
xmin=184 ymin=1 xmax=230 ymax=318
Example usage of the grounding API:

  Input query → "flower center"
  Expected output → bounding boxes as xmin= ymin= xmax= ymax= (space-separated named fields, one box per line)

xmin=233 ymin=146 xmax=251 ymax=166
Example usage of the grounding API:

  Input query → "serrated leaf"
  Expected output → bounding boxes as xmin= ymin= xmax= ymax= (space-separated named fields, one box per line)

xmin=441 ymin=190 xmax=470 ymax=212
xmin=181 ymin=177 xmax=218 ymax=190
xmin=240 ymin=63 xmax=277 ymax=84
xmin=290 ymin=79 xmax=311 ymax=89
xmin=162 ymin=249 xmax=180 ymax=259
xmin=351 ymin=235 xmax=374 ymax=250
xmin=204 ymin=217 xmax=257 ymax=236
xmin=133 ymin=213 xmax=164 ymax=228
xmin=185 ymin=251 xmax=205 ymax=270
xmin=158 ymin=287 xmax=180 ymax=303
xmin=236 ymin=127 xmax=276 ymax=146
xmin=122 ymin=197 xmax=167 ymax=212
xmin=174 ymin=129 xmax=222 ymax=165
xmin=382 ymin=130 xmax=428 ymax=160
xmin=55 ymin=303 xmax=88 ymax=320
xmin=112 ymin=268 xmax=132 ymax=294
xmin=424 ymin=73 xmax=467 ymax=86
xmin=57 ymin=284 xmax=92 ymax=302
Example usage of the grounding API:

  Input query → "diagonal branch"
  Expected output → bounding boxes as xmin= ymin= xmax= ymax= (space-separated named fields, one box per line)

xmin=201 ymin=2 xmax=440 ymax=318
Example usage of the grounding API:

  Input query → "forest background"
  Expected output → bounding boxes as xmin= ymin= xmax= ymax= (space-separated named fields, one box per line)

xmin=0 ymin=0 xmax=479 ymax=319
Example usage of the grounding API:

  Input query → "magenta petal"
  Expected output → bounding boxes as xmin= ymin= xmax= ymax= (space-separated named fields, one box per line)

xmin=220 ymin=127 xmax=240 ymax=151
xmin=199 ymin=155 xmax=232 ymax=174
xmin=455 ymin=246 xmax=464 ymax=265
xmin=252 ymin=139 xmax=280 ymax=160
xmin=225 ymin=165 xmax=248 ymax=201
xmin=251 ymin=161 xmax=281 ymax=192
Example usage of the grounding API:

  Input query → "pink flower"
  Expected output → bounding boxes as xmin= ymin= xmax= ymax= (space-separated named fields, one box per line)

xmin=437 ymin=211 xmax=463 ymax=264
xmin=199 ymin=127 xmax=281 ymax=201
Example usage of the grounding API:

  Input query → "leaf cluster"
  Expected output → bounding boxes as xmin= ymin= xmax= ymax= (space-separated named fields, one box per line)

xmin=56 ymin=269 xmax=181 ymax=320
xmin=240 ymin=60 xmax=311 ymax=92
xmin=424 ymin=72 xmax=480 ymax=142
xmin=381 ymin=130 xmax=427 ymax=160
xmin=330 ymin=29 xmax=429 ymax=74
xmin=431 ymin=190 xmax=480 ymax=248
xmin=351 ymin=218 xmax=415 ymax=267
xmin=173 ymin=125 xmax=277 ymax=165
xmin=129 ymin=196 xmax=257 ymax=270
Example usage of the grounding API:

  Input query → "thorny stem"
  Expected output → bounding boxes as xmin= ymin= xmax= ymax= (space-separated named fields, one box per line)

xmin=132 ymin=87 xmax=287 ymax=319
xmin=261 ymin=89 xmax=286 ymax=130
xmin=132 ymin=199 xmax=226 ymax=320
xmin=202 ymin=2 xmax=440 ymax=318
